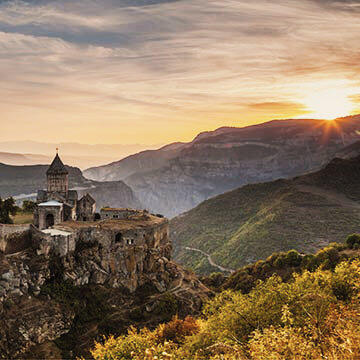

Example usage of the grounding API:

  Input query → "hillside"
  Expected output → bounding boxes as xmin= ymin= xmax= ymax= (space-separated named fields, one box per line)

xmin=85 ymin=116 xmax=360 ymax=217
xmin=0 ymin=163 xmax=141 ymax=210
xmin=170 ymin=155 xmax=360 ymax=274
xmin=84 ymin=142 xmax=185 ymax=181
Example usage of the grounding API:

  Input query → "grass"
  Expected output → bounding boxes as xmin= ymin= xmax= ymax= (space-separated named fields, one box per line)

xmin=11 ymin=212 xmax=33 ymax=224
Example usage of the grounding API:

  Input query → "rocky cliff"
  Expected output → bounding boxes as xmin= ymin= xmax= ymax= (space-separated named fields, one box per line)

xmin=0 ymin=215 xmax=210 ymax=358
xmin=84 ymin=116 xmax=360 ymax=217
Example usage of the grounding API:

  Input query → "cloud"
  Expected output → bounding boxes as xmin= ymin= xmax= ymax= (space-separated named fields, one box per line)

xmin=0 ymin=0 xmax=359 ymax=144
xmin=247 ymin=102 xmax=309 ymax=116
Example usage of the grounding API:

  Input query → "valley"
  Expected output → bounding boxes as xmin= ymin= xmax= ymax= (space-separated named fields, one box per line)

xmin=171 ymin=155 xmax=360 ymax=273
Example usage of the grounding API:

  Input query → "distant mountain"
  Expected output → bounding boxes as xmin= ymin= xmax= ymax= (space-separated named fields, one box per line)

xmin=0 ymin=152 xmax=51 ymax=166
xmin=85 ymin=115 xmax=360 ymax=217
xmin=84 ymin=142 xmax=185 ymax=181
xmin=170 ymin=155 xmax=360 ymax=274
xmin=0 ymin=163 xmax=141 ymax=210
xmin=0 ymin=141 xmax=162 ymax=168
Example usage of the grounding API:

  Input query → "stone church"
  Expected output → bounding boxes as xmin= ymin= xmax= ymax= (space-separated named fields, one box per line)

xmin=34 ymin=153 xmax=96 ymax=229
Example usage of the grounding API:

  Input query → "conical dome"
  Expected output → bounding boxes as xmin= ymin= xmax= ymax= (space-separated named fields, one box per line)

xmin=46 ymin=154 xmax=68 ymax=175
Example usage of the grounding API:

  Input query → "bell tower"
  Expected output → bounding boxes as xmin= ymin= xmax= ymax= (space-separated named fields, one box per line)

xmin=46 ymin=150 xmax=69 ymax=195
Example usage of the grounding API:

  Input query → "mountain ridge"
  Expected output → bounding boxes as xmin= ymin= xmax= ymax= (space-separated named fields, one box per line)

xmin=170 ymin=154 xmax=360 ymax=274
xmin=85 ymin=116 xmax=360 ymax=217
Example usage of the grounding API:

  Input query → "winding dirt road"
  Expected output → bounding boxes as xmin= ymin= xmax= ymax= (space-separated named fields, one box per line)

xmin=184 ymin=246 xmax=235 ymax=273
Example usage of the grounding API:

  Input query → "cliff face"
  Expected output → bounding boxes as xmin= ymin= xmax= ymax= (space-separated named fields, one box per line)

xmin=85 ymin=116 xmax=360 ymax=217
xmin=79 ymin=181 xmax=142 ymax=211
xmin=84 ymin=142 xmax=185 ymax=182
xmin=0 ymin=215 xmax=210 ymax=358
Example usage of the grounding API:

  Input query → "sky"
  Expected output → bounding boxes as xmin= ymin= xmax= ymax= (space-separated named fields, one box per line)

xmin=1 ymin=0 xmax=360 ymax=145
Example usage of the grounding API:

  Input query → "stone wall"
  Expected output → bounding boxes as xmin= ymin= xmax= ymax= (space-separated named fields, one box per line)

xmin=0 ymin=217 xmax=172 ymax=304
xmin=0 ymin=224 xmax=32 ymax=255
xmin=58 ymin=220 xmax=171 ymax=292
xmin=100 ymin=208 xmax=144 ymax=220
xmin=37 ymin=205 xmax=63 ymax=230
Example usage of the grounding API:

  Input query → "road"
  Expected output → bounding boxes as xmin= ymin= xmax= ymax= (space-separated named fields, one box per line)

xmin=184 ymin=246 xmax=235 ymax=274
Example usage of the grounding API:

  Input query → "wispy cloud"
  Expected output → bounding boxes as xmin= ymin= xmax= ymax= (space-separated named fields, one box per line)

xmin=0 ymin=0 xmax=359 ymax=144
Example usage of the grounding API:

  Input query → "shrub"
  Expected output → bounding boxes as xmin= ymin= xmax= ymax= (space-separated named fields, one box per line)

xmin=284 ymin=250 xmax=302 ymax=267
xmin=156 ymin=316 xmax=199 ymax=344
xmin=346 ymin=234 xmax=360 ymax=249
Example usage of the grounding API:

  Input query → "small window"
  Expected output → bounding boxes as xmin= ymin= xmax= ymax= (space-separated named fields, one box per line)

xmin=115 ymin=233 xmax=123 ymax=243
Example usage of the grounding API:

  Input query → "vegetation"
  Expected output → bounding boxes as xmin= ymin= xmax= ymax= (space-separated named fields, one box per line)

xmin=8 ymin=199 xmax=36 ymax=224
xmin=217 ymin=241 xmax=358 ymax=294
xmin=90 ymin=259 xmax=360 ymax=359
xmin=22 ymin=200 xmax=36 ymax=213
xmin=0 ymin=196 xmax=17 ymax=224
xmin=89 ymin=235 xmax=360 ymax=360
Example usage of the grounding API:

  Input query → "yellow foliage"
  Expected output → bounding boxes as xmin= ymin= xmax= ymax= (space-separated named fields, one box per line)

xmin=90 ymin=260 xmax=360 ymax=360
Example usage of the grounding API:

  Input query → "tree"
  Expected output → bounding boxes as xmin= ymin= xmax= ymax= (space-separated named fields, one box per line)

xmin=22 ymin=200 xmax=36 ymax=213
xmin=0 ymin=197 xmax=18 ymax=224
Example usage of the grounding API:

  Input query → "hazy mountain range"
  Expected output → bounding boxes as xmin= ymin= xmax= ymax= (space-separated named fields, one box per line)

xmin=0 ymin=141 xmax=162 ymax=169
xmin=85 ymin=115 xmax=360 ymax=217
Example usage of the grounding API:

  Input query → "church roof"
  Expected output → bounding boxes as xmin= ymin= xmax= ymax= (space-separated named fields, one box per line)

xmin=80 ymin=193 xmax=96 ymax=205
xmin=46 ymin=154 xmax=68 ymax=175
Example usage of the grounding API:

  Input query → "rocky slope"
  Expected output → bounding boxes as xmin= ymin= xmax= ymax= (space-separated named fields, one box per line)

xmin=0 ymin=163 xmax=141 ymax=210
xmin=85 ymin=116 xmax=360 ymax=217
xmin=170 ymin=155 xmax=360 ymax=274
xmin=84 ymin=142 xmax=185 ymax=182
xmin=0 ymin=215 xmax=210 ymax=358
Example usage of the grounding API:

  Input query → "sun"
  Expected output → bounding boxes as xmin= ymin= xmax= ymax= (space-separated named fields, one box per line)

xmin=303 ymin=87 xmax=353 ymax=120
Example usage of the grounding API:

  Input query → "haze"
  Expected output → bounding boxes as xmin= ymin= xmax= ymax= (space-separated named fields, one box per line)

xmin=1 ymin=0 xmax=360 ymax=146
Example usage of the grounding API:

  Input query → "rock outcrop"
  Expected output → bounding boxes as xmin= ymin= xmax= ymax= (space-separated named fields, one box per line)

xmin=0 ymin=214 xmax=210 ymax=358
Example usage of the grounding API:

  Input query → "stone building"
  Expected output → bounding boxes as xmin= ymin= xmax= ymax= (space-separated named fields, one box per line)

xmin=34 ymin=153 xmax=96 ymax=229
xmin=100 ymin=207 xmax=143 ymax=220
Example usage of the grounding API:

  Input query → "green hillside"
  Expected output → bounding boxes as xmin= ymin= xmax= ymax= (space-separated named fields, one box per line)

xmin=171 ymin=156 xmax=360 ymax=274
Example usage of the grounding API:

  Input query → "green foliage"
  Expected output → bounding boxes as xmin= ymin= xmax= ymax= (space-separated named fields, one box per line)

xmin=21 ymin=200 xmax=36 ymax=213
xmin=171 ymin=172 xmax=360 ymax=274
xmin=219 ymin=239 xmax=358 ymax=295
xmin=0 ymin=196 xmax=17 ymax=224
xmin=346 ymin=233 xmax=360 ymax=249
xmin=153 ymin=293 xmax=179 ymax=321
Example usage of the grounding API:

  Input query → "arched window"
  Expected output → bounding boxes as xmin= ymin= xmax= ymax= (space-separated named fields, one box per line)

xmin=115 ymin=233 xmax=123 ymax=243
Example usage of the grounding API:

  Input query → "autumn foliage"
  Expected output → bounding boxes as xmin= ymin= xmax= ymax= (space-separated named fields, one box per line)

xmin=90 ymin=255 xmax=360 ymax=360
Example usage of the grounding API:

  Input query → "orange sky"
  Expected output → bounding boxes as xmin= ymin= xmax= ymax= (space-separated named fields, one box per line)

xmin=0 ymin=0 xmax=360 ymax=145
